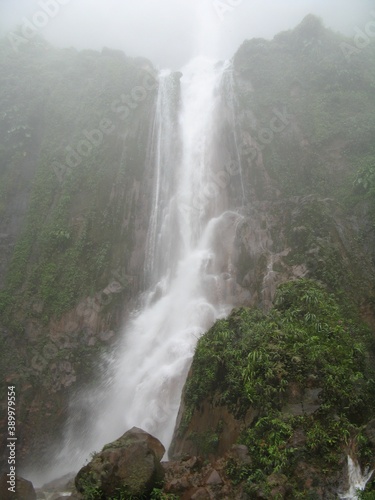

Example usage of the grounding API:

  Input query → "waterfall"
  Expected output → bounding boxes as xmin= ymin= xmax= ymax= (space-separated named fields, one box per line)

xmin=35 ymin=56 xmax=247 ymax=484
xmin=143 ymin=68 xmax=179 ymax=286
xmin=99 ymin=56 xmax=242 ymax=450
xmin=339 ymin=456 xmax=373 ymax=499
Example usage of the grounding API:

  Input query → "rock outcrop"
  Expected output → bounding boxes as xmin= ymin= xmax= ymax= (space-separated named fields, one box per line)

xmin=74 ymin=427 xmax=165 ymax=498
xmin=168 ymin=279 xmax=375 ymax=497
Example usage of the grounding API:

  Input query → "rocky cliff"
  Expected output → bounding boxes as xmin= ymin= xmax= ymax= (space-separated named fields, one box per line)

xmin=168 ymin=15 xmax=375 ymax=499
xmin=0 ymin=15 xmax=375 ymax=498
xmin=0 ymin=36 xmax=158 ymax=470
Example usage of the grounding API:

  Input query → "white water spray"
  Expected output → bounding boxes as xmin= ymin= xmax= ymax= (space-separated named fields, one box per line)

xmin=339 ymin=456 xmax=373 ymax=499
xmin=101 ymin=57 xmax=241 ymax=450
xmin=38 ymin=56 xmax=247 ymax=483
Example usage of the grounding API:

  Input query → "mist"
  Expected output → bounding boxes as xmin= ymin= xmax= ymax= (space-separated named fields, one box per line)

xmin=0 ymin=0 xmax=373 ymax=69
xmin=2 ymin=0 xmax=375 ymax=495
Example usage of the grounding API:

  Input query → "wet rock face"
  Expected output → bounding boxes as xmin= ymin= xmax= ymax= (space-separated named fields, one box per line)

xmin=169 ymin=396 xmax=257 ymax=461
xmin=162 ymin=450 xmax=350 ymax=499
xmin=74 ymin=427 xmax=165 ymax=498
xmin=163 ymin=453 xmax=242 ymax=499
xmin=233 ymin=196 xmax=375 ymax=312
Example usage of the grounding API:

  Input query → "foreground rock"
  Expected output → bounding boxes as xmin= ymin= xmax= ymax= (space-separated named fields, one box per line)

xmin=0 ymin=473 xmax=36 ymax=500
xmin=75 ymin=427 xmax=165 ymax=498
xmin=163 ymin=454 xmax=237 ymax=499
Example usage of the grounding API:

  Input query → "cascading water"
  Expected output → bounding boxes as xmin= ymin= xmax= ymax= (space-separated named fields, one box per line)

xmin=98 ymin=59 xmax=241 ymax=446
xmin=98 ymin=56 xmax=243 ymax=450
xmin=339 ymin=456 xmax=373 ymax=499
xmin=38 ymin=56 xmax=247 ymax=483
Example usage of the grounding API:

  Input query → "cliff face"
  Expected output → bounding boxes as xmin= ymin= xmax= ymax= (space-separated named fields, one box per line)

xmin=0 ymin=38 xmax=158 ymax=469
xmin=0 ymin=15 xmax=375 ymax=496
xmin=169 ymin=16 xmax=375 ymax=498
xmin=188 ymin=14 xmax=375 ymax=322
xmin=169 ymin=281 xmax=375 ymax=497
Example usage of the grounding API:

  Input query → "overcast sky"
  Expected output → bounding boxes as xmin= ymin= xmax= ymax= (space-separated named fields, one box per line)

xmin=0 ymin=0 xmax=373 ymax=69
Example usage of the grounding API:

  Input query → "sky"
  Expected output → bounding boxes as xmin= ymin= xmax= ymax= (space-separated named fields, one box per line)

xmin=0 ymin=0 xmax=373 ymax=69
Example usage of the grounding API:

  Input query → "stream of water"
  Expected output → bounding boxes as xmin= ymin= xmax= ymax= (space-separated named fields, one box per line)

xmin=94 ymin=57 xmax=240 ymax=451
xmin=339 ymin=456 xmax=373 ymax=499
xmin=36 ymin=56 xmax=246 ymax=485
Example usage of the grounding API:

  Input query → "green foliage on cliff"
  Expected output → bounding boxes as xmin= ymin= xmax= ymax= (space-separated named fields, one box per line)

xmin=185 ymin=279 xmax=373 ymax=418
xmin=182 ymin=279 xmax=375 ymax=493
xmin=353 ymin=154 xmax=375 ymax=225
xmin=0 ymin=40 xmax=157 ymax=467
xmin=359 ymin=482 xmax=375 ymax=499
xmin=0 ymin=38 xmax=156 ymax=325
xmin=234 ymin=15 xmax=375 ymax=201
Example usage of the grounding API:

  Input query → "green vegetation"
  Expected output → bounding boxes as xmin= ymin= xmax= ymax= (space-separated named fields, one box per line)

xmin=359 ymin=486 xmax=375 ymax=499
xmin=77 ymin=472 xmax=176 ymax=500
xmin=188 ymin=430 xmax=220 ymax=457
xmin=234 ymin=15 xmax=375 ymax=202
xmin=354 ymin=156 xmax=375 ymax=195
xmin=150 ymin=489 xmax=179 ymax=500
xmin=0 ymin=16 xmax=375 ymax=495
xmin=0 ymin=37 xmax=155 ymax=328
xmin=182 ymin=279 xmax=375 ymax=495
xmin=77 ymin=470 xmax=102 ymax=499
xmin=279 ymin=194 xmax=375 ymax=312
xmin=185 ymin=279 xmax=374 ymax=417
xmin=352 ymin=154 xmax=375 ymax=226
xmin=0 ymin=37 xmax=157 ymax=468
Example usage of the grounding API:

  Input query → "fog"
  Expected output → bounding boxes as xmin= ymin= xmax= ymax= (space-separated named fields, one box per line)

xmin=0 ymin=0 xmax=373 ymax=69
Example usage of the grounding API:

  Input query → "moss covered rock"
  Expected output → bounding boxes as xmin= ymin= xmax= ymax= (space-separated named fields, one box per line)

xmin=75 ymin=427 xmax=165 ymax=499
xmin=170 ymin=279 xmax=375 ymax=497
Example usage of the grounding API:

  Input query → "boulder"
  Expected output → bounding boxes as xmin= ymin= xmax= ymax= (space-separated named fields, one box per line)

xmin=205 ymin=469 xmax=222 ymax=485
xmin=0 ymin=473 xmax=36 ymax=500
xmin=75 ymin=427 xmax=165 ymax=498
xmin=190 ymin=487 xmax=211 ymax=499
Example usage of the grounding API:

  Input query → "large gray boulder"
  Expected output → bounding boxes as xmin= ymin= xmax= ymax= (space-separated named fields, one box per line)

xmin=75 ymin=427 xmax=165 ymax=498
